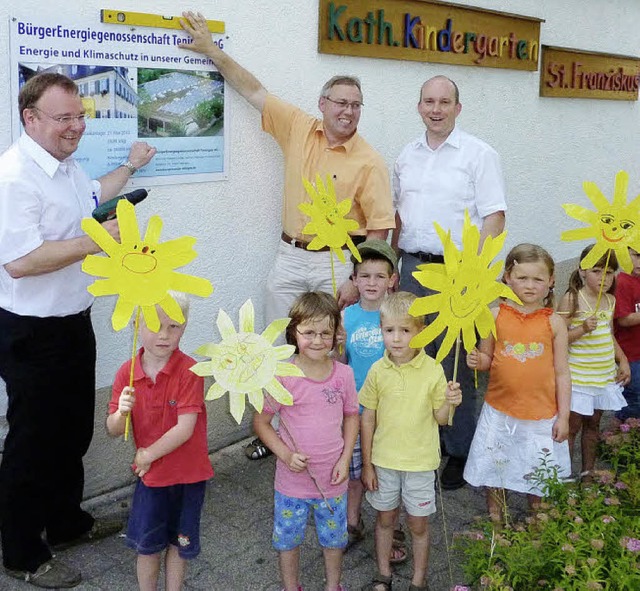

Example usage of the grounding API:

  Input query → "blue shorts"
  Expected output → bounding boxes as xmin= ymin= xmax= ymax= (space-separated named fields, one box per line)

xmin=349 ymin=435 xmax=362 ymax=480
xmin=126 ymin=480 xmax=206 ymax=559
xmin=616 ymin=360 xmax=640 ymax=421
xmin=272 ymin=491 xmax=348 ymax=551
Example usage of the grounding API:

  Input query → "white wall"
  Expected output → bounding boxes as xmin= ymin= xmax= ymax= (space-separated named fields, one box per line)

xmin=1 ymin=0 xmax=639 ymax=397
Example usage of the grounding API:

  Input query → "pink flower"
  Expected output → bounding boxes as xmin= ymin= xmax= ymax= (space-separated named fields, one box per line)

xmin=564 ymin=564 xmax=576 ymax=575
xmin=614 ymin=481 xmax=627 ymax=489
xmin=452 ymin=586 xmax=471 ymax=591
xmin=619 ymin=423 xmax=631 ymax=432
xmin=562 ymin=544 xmax=575 ymax=553
xmin=602 ymin=515 xmax=616 ymax=524
xmin=623 ymin=537 xmax=640 ymax=552
xmin=574 ymin=516 xmax=584 ymax=524
xmin=590 ymin=539 xmax=604 ymax=550
xmin=586 ymin=582 xmax=603 ymax=590
xmin=604 ymin=497 xmax=620 ymax=506
xmin=596 ymin=470 xmax=615 ymax=484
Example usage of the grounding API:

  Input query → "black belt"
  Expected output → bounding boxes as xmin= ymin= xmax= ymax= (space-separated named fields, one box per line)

xmin=406 ymin=251 xmax=444 ymax=264
xmin=281 ymin=232 xmax=366 ymax=251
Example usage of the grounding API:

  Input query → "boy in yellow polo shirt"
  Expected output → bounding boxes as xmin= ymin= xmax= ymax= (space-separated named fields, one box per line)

xmin=359 ymin=292 xmax=462 ymax=591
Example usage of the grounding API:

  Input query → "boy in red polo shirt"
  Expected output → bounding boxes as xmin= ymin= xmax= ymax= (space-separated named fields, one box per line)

xmin=107 ymin=292 xmax=213 ymax=591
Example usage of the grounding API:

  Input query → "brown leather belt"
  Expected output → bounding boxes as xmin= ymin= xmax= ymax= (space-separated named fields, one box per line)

xmin=281 ymin=232 xmax=366 ymax=251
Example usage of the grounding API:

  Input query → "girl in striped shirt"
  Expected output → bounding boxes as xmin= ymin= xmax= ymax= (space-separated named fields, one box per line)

xmin=557 ymin=245 xmax=630 ymax=480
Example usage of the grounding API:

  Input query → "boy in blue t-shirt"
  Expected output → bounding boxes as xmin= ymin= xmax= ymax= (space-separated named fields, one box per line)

xmin=338 ymin=239 xmax=397 ymax=550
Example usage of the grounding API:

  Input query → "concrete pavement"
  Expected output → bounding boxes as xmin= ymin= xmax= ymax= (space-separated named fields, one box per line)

xmin=0 ymin=436 xmax=534 ymax=591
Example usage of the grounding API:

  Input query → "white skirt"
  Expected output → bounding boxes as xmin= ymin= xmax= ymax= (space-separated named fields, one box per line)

xmin=570 ymin=382 xmax=627 ymax=415
xmin=464 ymin=403 xmax=571 ymax=496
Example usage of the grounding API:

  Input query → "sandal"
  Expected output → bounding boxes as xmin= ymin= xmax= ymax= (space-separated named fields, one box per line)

xmin=346 ymin=517 xmax=365 ymax=550
xmin=390 ymin=528 xmax=407 ymax=564
xmin=361 ymin=573 xmax=392 ymax=591
xmin=389 ymin=544 xmax=407 ymax=564
xmin=244 ymin=437 xmax=272 ymax=460
xmin=392 ymin=528 xmax=405 ymax=545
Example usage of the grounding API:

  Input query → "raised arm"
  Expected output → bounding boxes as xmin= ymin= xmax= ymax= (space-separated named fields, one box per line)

xmin=467 ymin=308 xmax=498 ymax=370
xmin=557 ymin=292 xmax=597 ymax=343
xmin=97 ymin=141 xmax=156 ymax=202
xmin=179 ymin=11 xmax=267 ymax=111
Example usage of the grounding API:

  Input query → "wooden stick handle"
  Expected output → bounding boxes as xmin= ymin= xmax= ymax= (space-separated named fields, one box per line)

xmin=448 ymin=335 xmax=461 ymax=426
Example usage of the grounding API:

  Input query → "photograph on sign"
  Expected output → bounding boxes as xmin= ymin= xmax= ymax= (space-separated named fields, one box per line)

xmin=11 ymin=15 xmax=229 ymax=186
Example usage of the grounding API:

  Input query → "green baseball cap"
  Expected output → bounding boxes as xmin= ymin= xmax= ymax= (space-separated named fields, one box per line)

xmin=351 ymin=239 xmax=398 ymax=272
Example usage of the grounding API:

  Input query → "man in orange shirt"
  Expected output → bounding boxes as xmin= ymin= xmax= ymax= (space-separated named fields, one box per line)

xmin=179 ymin=12 xmax=394 ymax=327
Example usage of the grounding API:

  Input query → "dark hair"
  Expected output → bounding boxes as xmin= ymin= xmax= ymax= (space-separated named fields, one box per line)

xmin=285 ymin=291 xmax=341 ymax=353
xmin=353 ymin=251 xmax=394 ymax=277
xmin=19 ymin=73 xmax=78 ymax=126
xmin=504 ymin=243 xmax=556 ymax=308
xmin=564 ymin=244 xmax=619 ymax=317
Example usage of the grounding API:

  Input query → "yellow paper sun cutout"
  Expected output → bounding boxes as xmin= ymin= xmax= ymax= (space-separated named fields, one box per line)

xmin=562 ymin=170 xmax=640 ymax=272
xmin=190 ymin=299 xmax=303 ymax=424
xmin=82 ymin=199 xmax=213 ymax=332
xmin=409 ymin=211 xmax=521 ymax=362
xmin=298 ymin=174 xmax=362 ymax=264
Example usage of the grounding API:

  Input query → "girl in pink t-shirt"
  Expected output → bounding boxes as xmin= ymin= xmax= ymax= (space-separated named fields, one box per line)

xmin=254 ymin=292 xmax=359 ymax=591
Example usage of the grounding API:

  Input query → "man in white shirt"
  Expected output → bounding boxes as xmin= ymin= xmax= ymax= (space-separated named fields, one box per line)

xmin=0 ymin=72 xmax=155 ymax=588
xmin=392 ymin=75 xmax=506 ymax=490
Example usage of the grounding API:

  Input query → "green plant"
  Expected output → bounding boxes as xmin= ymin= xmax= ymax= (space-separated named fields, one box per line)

xmin=599 ymin=417 xmax=640 ymax=472
xmin=456 ymin=424 xmax=640 ymax=590
xmin=193 ymin=97 xmax=223 ymax=128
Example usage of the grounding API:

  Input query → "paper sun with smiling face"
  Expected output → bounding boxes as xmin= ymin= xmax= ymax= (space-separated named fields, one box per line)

xmin=562 ymin=170 xmax=640 ymax=273
xmin=81 ymin=199 xmax=213 ymax=332
xmin=298 ymin=174 xmax=362 ymax=264
xmin=190 ymin=299 xmax=303 ymax=424
xmin=408 ymin=211 xmax=521 ymax=362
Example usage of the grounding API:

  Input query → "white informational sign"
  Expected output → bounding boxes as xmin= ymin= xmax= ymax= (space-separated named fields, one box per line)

xmin=9 ymin=14 xmax=229 ymax=186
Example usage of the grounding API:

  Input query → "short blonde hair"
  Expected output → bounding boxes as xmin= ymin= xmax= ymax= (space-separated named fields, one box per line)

xmin=380 ymin=291 xmax=424 ymax=328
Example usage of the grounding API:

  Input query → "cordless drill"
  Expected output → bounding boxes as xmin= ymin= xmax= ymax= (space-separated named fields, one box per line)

xmin=91 ymin=189 xmax=148 ymax=223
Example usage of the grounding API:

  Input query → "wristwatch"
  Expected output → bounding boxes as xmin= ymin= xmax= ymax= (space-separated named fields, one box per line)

xmin=121 ymin=160 xmax=138 ymax=174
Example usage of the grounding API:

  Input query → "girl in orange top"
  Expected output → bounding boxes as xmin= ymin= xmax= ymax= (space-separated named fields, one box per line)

xmin=464 ymin=244 xmax=571 ymax=524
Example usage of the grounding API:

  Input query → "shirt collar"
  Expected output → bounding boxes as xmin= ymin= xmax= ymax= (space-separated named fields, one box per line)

xmin=19 ymin=133 xmax=77 ymax=178
xmin=314 ymin=120 xmax=358 ymax=154
xmin=381 ymin=348 xmax=427 ymax=369
xmin=132 ymin=348 xmax=182 ymax=381
xmin=416 ymin=125 xmax=460 ymax=151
